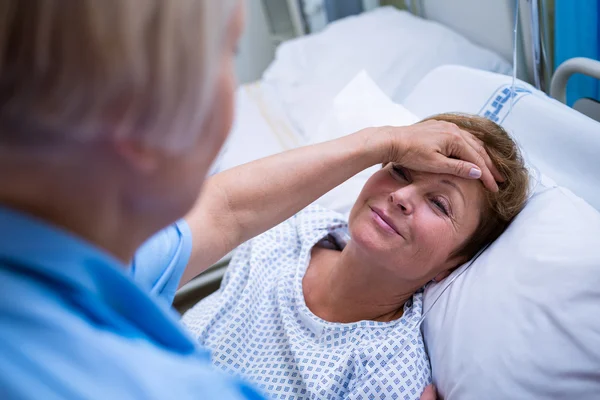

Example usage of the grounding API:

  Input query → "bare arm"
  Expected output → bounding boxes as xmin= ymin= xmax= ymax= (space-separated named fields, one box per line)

xmin=180 ymin=129 xmax=377 ymax=285
xmin=180 ymin=121 xmax=502 ymax=286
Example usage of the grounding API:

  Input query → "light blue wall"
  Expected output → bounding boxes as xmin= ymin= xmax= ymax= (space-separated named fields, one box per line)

xmin=555 ymin=0 xmax=600 ymax=106
xmin=324 ymin=0 xmax=364 ymax=22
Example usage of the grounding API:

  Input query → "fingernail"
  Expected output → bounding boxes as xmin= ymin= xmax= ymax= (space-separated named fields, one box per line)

xmin=469 ymin=168 xmax=482 ymax=178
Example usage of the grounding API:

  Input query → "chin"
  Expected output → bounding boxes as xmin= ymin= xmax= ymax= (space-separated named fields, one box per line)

xmin=349 ymin=223 xmax=393 ymax=255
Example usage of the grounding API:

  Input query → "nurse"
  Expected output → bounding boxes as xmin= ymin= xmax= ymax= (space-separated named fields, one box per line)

xmin=0 ymin=1 xmax=500 ymax=399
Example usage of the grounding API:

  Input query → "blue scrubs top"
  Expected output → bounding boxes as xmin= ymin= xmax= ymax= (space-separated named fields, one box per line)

xmin=0 ymin=205 xmax=264 ymax=400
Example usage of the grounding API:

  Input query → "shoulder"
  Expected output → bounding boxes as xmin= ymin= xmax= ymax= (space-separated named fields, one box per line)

xmin=0 ymin=288 xmax=262 ymax=399
xmin=219 ymin=205 xmax=348 ymax=294
xmin=0 ymin=266 xmax=263 ymax=400
xmin=239 ymin=205 xmax=348 ymax=261
xmin=130 ymin=219 xmax=193 ymax=305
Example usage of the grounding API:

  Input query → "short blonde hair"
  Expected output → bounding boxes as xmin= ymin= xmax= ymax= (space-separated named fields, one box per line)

xmin=0 ymin=0 xmax=238 ymax=153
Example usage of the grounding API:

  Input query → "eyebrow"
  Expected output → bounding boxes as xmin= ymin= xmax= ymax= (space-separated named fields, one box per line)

xmin=440 ymin=179 xmax=466 ymax=205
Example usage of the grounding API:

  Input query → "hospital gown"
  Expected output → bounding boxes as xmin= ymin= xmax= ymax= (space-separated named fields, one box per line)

xmin=183 ymin=205 xmax=431 ymax=399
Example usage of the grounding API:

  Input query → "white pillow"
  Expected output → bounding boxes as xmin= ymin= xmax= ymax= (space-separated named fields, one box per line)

xmin=423 ymin=180 xmax=600 ymax=400
xmin=311 ymin=71 xmax=418 ymax=215
xmin=314 ymin=71 xmax=600 ymax=399
xmin=262 ymin=6 xmax=512 ymax=140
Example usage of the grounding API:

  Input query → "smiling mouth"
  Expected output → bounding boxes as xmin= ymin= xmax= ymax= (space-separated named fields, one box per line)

xmin=370 ymin=206 xmax=403 ymax=237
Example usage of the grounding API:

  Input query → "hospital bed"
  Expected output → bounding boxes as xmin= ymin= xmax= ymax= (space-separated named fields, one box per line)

xmin=174 ymin=3 xmax=513 ymax=310
xmin=175 ymin=2 xmax=600 ymax=398
xmin=551 ymin=57 xmax=600 ymax=121
xmin=175 ymin=0 xmax=543 ymax=308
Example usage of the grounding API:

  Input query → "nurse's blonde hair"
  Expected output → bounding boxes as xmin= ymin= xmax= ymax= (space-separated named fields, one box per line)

xmin=0 ymin=0 xmax=238 ymax=154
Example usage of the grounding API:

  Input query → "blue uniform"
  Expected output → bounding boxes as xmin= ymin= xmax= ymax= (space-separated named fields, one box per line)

xmin=0 ymin=205 xmax=264 ymax=400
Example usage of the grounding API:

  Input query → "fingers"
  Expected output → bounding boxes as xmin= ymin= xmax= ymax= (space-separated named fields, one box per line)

xmin=390 ymin=120 xmax=503 ymax=192
xmin=419 ymin=384 xmax=437 ymax=400
xmin=425 ymin=120 xmax=502 ymax=191
xmin=458 ymin=130 xmax=505 ymax=183
xmin=447 ymin=133 xmax=499 ymax=192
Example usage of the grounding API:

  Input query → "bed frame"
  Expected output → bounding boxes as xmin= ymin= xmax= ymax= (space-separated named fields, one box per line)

xmin=550 ymin=57 xmax=600 ymax=122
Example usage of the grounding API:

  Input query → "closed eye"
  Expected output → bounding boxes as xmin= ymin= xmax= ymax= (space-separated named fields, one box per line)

xmin=391 ymin=165 xmax=409 ymax=181
xmin=431 ymin=196 xmax=451 ymax=216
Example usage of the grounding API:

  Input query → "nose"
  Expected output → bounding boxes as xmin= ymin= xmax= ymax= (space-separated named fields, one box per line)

xmin=389 ymin=186 xmax=415 ymax=215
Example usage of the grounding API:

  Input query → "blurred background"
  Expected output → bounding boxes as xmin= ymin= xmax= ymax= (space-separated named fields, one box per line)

xmin=236 ymin=0 xmax=400 ymax=84
xmin=237 ymin=0 xmax=599 ymax=108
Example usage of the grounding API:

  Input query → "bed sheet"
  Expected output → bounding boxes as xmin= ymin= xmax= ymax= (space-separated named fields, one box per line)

xmin=217 ymin=7 xmax=514 ymax=173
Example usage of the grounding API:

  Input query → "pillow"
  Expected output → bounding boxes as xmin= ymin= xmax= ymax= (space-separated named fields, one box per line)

xmin=423 ymin=179 xmax=600 ymax=399
xmin=314 ymin=70 xmax=600 ymax=399
xmin=311 ymin=71 xmax=418 ymax=215
xmin=261 ymin=6 xmax=512 ymax=139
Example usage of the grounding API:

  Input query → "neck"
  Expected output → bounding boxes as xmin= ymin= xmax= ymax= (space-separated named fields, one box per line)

xmin=304 ymin=243 xmax=420 ymax=323
xmin=0 ymin=151 xmax=160 ymax=264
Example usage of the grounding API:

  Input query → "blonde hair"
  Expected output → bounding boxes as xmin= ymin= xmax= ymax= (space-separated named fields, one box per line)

xmin=0 ymin=0 xmax=239 ymax=153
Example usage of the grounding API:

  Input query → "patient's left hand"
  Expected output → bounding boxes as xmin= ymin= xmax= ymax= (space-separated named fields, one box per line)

xmin=420 ymin=384 xmax=438 ymax=400
xmin=366 ymin=120 xmax=503 ymax=192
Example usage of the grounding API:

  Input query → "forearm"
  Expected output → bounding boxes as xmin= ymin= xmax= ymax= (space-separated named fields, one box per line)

xmin=214 ymin=129 xmax=381 ymax=244
xmin=182 ymin=128 xmax=382 ymax=283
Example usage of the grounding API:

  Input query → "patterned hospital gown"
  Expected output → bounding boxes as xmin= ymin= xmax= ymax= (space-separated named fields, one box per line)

xmin=182 ymin=205 xmax=431 ymax=399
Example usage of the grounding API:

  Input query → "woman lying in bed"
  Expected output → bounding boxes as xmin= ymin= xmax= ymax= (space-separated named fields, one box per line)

xmin=182 ymin=114 xmax=528 ymax=399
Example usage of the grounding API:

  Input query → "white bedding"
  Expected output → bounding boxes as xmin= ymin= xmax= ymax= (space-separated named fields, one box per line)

xmin=262 ymin=6 xmax=512 ymax=139
xmin=212 ymin=7 xmax=513 ymax=174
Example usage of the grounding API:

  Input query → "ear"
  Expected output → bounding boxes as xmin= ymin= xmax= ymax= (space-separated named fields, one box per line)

xmin=113 ymin=138 xmax=161 ymax=174
xmin=432 ymin=269 xmax=452 ymax=283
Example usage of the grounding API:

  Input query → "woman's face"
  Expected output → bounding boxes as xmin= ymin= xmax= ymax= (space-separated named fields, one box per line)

xmin=348 ymin=163 xmax=485 ymax=284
